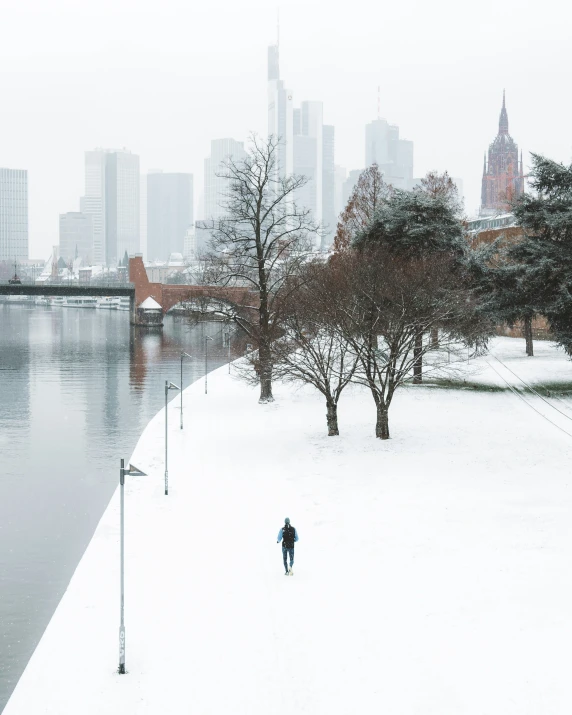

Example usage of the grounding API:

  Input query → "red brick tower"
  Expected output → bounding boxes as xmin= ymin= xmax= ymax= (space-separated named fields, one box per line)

xmin=480 ymin=91 xmax=524 ymax=216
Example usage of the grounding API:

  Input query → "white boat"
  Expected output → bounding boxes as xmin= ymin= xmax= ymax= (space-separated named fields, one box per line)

xmin=34 ymin=296 xmax=50 ymax=306
xmin=63 ymin=296 xmax=98 ymax=308
xmin=51 ymin=297 xmax=65 ymax=307
xmin=117 ymin=296 xmax=131 ymax=311
xmin=7 ymin=295 xmax=34 ymax=304
xmin=97 ymin=297 xmax=120 ymax=309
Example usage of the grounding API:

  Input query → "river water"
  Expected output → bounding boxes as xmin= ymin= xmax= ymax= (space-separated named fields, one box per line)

xmin=0 ymin=304 xmax=230 ymax=711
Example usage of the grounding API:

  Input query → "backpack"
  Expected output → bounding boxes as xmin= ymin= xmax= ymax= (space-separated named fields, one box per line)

xmin=282 ymin=524 xmax=295 ymax=548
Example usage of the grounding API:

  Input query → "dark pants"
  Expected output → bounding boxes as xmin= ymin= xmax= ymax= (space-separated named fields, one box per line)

xmin=282 ymin=547 xmax=294 ymax=571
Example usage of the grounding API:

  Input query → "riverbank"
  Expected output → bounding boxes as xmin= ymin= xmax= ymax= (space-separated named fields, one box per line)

xmin=4 ymin=338 xmax=572 ymax=714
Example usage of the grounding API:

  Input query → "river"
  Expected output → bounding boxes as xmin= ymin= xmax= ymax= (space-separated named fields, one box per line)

xmin=0 ymin=303 xmax=230 ymax=711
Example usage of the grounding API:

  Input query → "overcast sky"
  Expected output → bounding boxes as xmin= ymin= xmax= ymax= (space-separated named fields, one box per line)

xmin=1 ymin=0 xmax=570 ymax=258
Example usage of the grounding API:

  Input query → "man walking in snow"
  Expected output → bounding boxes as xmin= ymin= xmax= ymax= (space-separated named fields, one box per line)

xmin=277 ymin=517 xmax=299 ymax=575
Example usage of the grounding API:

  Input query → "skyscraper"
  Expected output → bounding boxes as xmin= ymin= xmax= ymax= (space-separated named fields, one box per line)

xmin=0 ymin=168 xmax=28 ymax=262
xmin=365 ymin=118 xmax=413 ymax=189
xmin=82 ymin=149 xmax=140 ymax=265
xmin=147 ymin=172 xmax=193 ymax=262
xmin=480 ymin=91 xmax=524 ymax=216
xmin=59 ymin=212 xmax=93 ymax=263
xmin=293 ymin=102 xmax=323 ymax=223
xmin=322 ymin=125 xmax=336 ymax=246
xmin=342 ymin=169 xmax=362 ymax=210
xmin=267 ymin=44 xmax=336 ymax=249
xmin=197 ymin=138 xmax=246 ymax=253
xmin=334 ymin=165 xmax=348 ymax=217
xmin=268 ymin=43 xmax=293 ymax=178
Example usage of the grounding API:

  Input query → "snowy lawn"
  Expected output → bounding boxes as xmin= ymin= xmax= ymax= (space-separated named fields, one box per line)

xmin=5 ymin=337 xmax=572 ymax=714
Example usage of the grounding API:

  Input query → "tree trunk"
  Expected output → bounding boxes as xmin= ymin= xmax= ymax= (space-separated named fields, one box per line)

xmin=413 ymin=331 xmax=423 ymax=384
xmin=326 ymin=401 xmax=339 ymax=436
xmin=430 ymin=327 xmax=439 ymax=349
xmin=375 ymin=404 xmax=390 ymax=440
xmin=524 ymin=314 xmax=534 ymax=357
xmin=258 ymin=339 xmax=274 ymax=403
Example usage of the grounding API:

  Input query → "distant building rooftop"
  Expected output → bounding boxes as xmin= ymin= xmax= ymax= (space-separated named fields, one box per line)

xmin=466 ymin=213 xmax=517 ymax=234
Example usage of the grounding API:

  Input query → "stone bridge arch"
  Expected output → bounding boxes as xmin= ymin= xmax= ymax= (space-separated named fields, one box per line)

xmin=129 ymin=255 xmax=257 ymax=325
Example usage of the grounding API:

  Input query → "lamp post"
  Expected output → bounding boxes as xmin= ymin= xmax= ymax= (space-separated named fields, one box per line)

xmin=226 ymin=328 xmax=231 ymax=374
xmin=118 ymin=458 xmax=146 ymax=675
xmin=204 ymin=335 xmax=213 ymax=394
xmin=180 ymin=352 xmax=192 ymax=429
xmin=164 ymin=380 xmax=180 ymax=495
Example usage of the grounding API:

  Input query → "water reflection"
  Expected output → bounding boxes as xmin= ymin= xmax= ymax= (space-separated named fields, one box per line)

xmin=0 ymin=305 xmax=233 ymax=711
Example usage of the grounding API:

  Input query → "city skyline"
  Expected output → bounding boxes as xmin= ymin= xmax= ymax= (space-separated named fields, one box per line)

xmin=0 ymin=0 xmax=569 ymax=258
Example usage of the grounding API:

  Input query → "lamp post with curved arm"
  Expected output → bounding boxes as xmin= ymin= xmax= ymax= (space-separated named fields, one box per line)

xmin=118 ymin=459 xmax=146 ymax=674
xmin=164 ymin=381 xmax=180 ymax=495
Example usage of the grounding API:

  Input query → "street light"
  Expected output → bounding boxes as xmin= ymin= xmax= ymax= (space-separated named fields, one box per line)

xmin=118 ymin=458 xmax=146 ymax=675
xmin=180 ymin=351 xmax=192 ymax=429
xmin=164 ymin=380 xmax=180 ymax=495
xmin=226 ymin=327 xmax=231 ymax=374
xmin=204 ymin=335 xmax=213 ymax=394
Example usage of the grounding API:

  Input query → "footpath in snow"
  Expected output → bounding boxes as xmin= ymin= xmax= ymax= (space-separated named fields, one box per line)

xmin=4 ymin=337 xmax=572 ymax=714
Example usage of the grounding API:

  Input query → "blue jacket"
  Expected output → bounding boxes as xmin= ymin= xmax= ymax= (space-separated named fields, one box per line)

xmin=277 ymin=527 xmax=299 ymax=544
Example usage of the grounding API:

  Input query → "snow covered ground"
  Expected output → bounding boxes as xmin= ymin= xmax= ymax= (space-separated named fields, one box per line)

xmin=5 ymin=337 xmax=572 ymax=714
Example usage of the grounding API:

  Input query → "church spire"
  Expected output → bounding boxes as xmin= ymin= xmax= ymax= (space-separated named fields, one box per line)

xmin=499 ymin=89 xmax=509 ymax=134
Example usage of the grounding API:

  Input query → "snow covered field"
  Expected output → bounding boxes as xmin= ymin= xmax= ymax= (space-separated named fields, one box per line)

xmin=5 ymin=337 xmax=572 ymax=714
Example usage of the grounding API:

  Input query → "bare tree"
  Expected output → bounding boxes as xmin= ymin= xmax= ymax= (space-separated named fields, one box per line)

xmin=332 ymin=164 xmax=391 ymax=254
xmin=204 ymin=134 xmax=320 ymax=403
xmin=273 ymin=262 xmax=360 ymax=435
xmin=419 ymin=170 xmax=464 ymax=216
xmin=330 ymin=247 xmax=482 ymax=439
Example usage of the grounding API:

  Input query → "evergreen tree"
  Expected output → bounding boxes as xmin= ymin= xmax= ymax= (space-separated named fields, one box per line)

xmin=509 ymin=154 xmax=572 ymax=354
xmin=355 ymin=189 xmax=473 ymax=382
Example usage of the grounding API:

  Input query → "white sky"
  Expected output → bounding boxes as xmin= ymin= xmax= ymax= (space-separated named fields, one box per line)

xmin=1 ymin=0 xmax=570 ymax=258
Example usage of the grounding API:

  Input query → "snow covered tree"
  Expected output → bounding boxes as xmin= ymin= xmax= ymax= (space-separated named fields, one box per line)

xmin=272 ymin=261 xmax=360 ymax=435
xmin=508 ymin=154 xmax=572 ymax=355
xmin=472 ymin=238 xmax=538 ymax=357
xmin=418 ymin=171 xmax=464 ymax=348
xmin=332 ymin=164 xmax=391 ymax=254
xmin=354 ymin=189 xmax=469 ymax=383
xmin=206 ymin=134 xmax=320 ymax=403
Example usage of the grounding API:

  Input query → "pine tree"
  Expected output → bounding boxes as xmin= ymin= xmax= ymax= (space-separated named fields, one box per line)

xmin=355 ymin=189 xmax=471 ymax=382
xmin=509 ymin=154 xmax=572 ymax=355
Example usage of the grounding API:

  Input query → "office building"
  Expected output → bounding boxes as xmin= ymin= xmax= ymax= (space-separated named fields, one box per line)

xmin=334 ymin=165 xmax=348 ymax=217
xmin=81 ymin=149 xmax=140 ymax=265
xmin=365 ymin=118 xmax=413 ymax=189
xmin=197 ymin=139 xmax=246 ymax=254
xmin=183 ymin=227 xmax=196 ymax=262
xmin=0 ymin=168 xmax=28 ymax=262
xmin=147 ymin=172 xmax=193 ymax=262
xmin=59 ymin=212 xmax=93 ymax=264
xmin=322 ymin=125 xmax=335 ymax=246
xmin=203 ymin=138 xmax=246 ymax=222
xmin=342 ymin=169 xmax=362 ymax=209
xmin=268 ymin=43 xmax=293 ymax=178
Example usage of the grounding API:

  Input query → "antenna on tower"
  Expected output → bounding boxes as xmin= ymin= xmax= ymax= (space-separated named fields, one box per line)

xmin=277 ymin=7 xmax=280 ymax=48
xmin=377 ymin=85 xmax=380 ymax=120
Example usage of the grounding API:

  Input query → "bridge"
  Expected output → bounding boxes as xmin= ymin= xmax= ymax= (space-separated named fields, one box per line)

xmin=129 ymin=256 xmax=258 ymax=322
xmin=0 ymin=256 xmax=258 ymax=327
